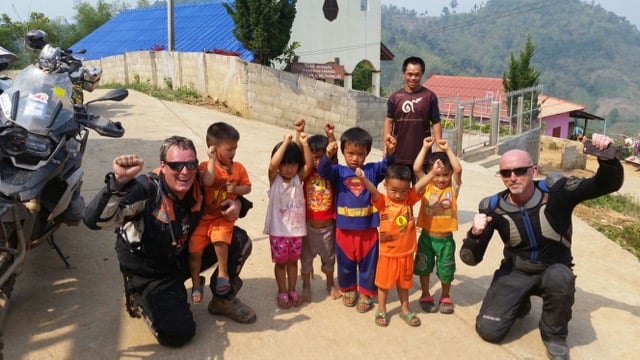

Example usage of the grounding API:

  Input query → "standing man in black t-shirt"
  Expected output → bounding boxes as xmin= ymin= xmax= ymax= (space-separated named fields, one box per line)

xmin=384 ymin=56 xmax=442 ymax=178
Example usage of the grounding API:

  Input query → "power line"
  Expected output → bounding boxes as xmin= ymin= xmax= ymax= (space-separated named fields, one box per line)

xmin=420 ymin=0 xmax=565 ymax=35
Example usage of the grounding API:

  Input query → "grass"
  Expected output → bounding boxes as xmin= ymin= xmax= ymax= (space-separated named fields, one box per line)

xmin=582 ymin=193 xmax=640 ymax=260
xmin=99 ymin=80 xmax=240 ymax=116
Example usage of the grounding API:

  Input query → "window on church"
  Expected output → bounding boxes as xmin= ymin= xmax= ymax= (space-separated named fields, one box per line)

xmin=361 ymin=0 xmax=368 ymax=11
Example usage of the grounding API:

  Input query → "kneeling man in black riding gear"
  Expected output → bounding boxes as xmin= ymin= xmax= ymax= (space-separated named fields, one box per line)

xmin=83 ymin=135 xmax=256 ymax=347
xmin=460 ymin=133 xmax=623 ymax=360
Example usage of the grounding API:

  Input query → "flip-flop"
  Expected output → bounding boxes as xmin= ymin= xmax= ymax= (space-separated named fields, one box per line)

xmin=215 ymin=276 xmax=231 ymax=296
xmin=439 ymin=297 xmax=454 ymax=314
xmin=399 ymin=311 xmax=421 ymax=327
xmin=356 ymin=295 xmax=373 ymax=313
xmin=342 ymin=290 xmax=357 ymax=307
xmin=375 ymin=311 xmax=389 ymax=327
xmin=288 ymin=290 xmax=302 ymax=307
xmin=419 ymin=295 xmax=436 ymax=313
xmin=276 ymin=292 xmax=291 ymax=309
xmin=191 ymin=276 xmax=205 ymax=303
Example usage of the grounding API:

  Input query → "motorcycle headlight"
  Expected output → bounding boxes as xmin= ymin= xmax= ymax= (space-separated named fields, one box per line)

xmin=0 ymin=127 xmax=53 ymax=162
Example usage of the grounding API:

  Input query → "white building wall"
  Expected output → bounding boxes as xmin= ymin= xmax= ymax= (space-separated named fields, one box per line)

xmin=290 ymin=0 xmax=381 ymax=74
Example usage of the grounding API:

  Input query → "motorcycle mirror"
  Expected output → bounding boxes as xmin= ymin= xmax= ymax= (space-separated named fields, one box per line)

xmin=86 ymin=88 xmax=129 ymax=105
xmin=25 ymin=29 xmax=48 ymax=51
xmin=68 ymin=49 xmax=87 ymax=54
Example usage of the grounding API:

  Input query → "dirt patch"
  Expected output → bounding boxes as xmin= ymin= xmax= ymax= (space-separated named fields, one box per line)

xmin=184 ymin=95 xmax=239 ymax=115
xmin=537 ymin=137 xmax=640 ymax=178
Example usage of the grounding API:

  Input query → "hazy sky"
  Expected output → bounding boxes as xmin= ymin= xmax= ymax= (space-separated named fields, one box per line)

xmin=1 ymin=0 xmax=638 ymax=29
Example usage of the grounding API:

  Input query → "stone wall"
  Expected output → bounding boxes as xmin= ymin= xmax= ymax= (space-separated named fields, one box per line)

xmin=87 ymin=51 xmax=387 ymax=149
xmin=498 ymin=128 xmax=542 ymax=165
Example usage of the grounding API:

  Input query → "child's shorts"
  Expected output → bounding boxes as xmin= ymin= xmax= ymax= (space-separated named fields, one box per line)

xmin=375 ymin=253 xmax=414 ymax=290
xmin=270 ymin=235 xmax=303 ymax=264
xmin=189 ymin=218 xmax=234 ymax=253
xmin=301 ymin=223 xmax=336 ymax=274
xmin=413 ymin=231 xmax=456 ymax=283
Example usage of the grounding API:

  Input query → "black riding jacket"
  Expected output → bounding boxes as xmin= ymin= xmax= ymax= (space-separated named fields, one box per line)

xmin=83 ymin=170 xmax=202 ymax=275
xmin=462 ymin=158 xmax=623 ymax=267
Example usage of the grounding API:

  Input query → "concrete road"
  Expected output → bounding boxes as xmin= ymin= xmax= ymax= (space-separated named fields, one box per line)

xmin=4 ymin=90 xmax=640 ymax=359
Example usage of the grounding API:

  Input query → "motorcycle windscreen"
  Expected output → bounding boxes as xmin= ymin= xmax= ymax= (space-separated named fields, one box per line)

xmin=10 ymin=66 xmax=74 ymax=135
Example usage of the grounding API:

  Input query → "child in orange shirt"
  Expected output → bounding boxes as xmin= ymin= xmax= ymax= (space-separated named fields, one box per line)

xmin=355 ymin=163 xmax=429 ymax=327
xmin=413 ymin=137 xmax=462 ymax=314
xmin=189 ymin=122 xmax=251 ymax=303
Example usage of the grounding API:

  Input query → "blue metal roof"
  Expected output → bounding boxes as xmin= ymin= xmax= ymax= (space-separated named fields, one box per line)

xmin=71 ymin=1 xmax=253 ymax=62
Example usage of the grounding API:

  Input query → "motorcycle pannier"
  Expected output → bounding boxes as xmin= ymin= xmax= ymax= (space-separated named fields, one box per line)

xmin=82 ymin=67 xmax=103 ymax=92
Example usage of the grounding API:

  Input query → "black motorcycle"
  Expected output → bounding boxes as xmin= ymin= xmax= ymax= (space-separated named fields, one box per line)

xmin=0 ymin=38 xmax=127 ymax=352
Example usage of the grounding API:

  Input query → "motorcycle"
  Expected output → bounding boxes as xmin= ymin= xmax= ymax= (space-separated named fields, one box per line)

xmin=0 ymin=36 xmax=127 ymax=352
xmin=24 ymin=29 xmax=103 ymax=106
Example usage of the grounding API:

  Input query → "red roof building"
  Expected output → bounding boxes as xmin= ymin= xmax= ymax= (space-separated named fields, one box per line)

xmin=423 ymin=75 xmax=603 ymax=139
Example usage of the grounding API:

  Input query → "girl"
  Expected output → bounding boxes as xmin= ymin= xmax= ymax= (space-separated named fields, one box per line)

xmin=264 ymin=133 xmax=313 ymax=309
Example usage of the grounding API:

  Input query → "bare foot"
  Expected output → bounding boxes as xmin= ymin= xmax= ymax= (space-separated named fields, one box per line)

xmin=328 ymin=285 xmax=341 ymax=300
xmin=302 ymin=286 xmax=312 ymax=302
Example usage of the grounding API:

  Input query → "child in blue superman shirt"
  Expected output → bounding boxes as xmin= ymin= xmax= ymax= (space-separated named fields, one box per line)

xmin=317 ymin=127 xmax=397 ymax=313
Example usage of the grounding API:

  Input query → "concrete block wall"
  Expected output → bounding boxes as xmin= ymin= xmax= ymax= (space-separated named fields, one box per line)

xmin=541 ymin=135 xmax=587 ymax=170
xmin=498 ymin=128 xmax=542 ymax=165
xmin=86 ymin=51 xmax=388 ymax=149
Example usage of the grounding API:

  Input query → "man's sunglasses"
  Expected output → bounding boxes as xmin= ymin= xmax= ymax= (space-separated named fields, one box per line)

xmin=498 ymin=166 xmax=532 ymax=178
xmin=164 ymin=160 xmax=198 ymax=171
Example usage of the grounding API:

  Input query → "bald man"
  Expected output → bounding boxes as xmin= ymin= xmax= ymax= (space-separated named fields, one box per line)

xmin=460 ymin=133 xmax=624 ymax=360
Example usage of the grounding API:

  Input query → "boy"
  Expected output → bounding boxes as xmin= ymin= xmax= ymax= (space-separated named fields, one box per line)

xmin=355 ymin=164 xmax=429 ymax=327
xmin=189 ymin=122 xmax=251 ymax=303
xmin=413 ymin=137 xmax=462 ymax=314
xmin=294 ymin=118 xmax=340 ymax=302
xmin=318 ymin=127 xmax=397 ymax=313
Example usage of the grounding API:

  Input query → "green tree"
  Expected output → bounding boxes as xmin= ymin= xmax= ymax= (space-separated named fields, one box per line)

xmin=503 ymin=34 xmax=540 ymax=92
xmin=64 ymin=0 xmax=119 ymax=48
xmin=222 ymin=0 xmax=297 ymax=66
xmin=503 ymin=34 xmax=541 ymax=131
xmin=0 ymin=12 xmax=67 ymax=67
xmin=136 ymin=0 xmax=152 ymax=8
xmin=352 ymin=61 xmax=373 ymax=93
xmin=0 ymin=14 xmax=22 ymax=58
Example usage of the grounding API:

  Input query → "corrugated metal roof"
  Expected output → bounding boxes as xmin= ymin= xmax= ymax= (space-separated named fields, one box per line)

xmin=538 ymin=95 xmax=585 ymax=118
xmin=425 ymin=75 xmax=505 ymax=101
xmin=425 ymin=75 xmax=507 ymax=119
xmin=424 ymin=75 xmax=595 ymax=121
xmin=71 ymin=1 xmax=253 ymax=61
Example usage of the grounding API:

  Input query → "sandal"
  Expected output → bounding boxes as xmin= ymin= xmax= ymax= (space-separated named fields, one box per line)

xmin=419 ymin=294 xmax=436 ymax=313
xmin=215 ymin=276 xmax=231 ymax=296
xmin=191 ymin=276 xmax=205 ymax=304
xmin=399 ymin=311 xmax=421 ymax=327
xmin=355 ymin=295 xmax=373 ymax=313
xmin=375 ymin=311 xmax=389 ymax=327
xmin=276 ymin=292 xmax=291 ymax=309
xmin=439 ymin=297 xmax=454 ymax=314
xmin=288 ymin=290 xmax=302 ymax=307
xmin=342 ymin=290 xmax=357 ymax=307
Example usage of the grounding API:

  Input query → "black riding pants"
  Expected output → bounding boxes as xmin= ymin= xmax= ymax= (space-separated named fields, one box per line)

xmin=475 ymin=262 xmax=575 ymax=344
xmin=117 ymin=226 xmax=252 ymax=346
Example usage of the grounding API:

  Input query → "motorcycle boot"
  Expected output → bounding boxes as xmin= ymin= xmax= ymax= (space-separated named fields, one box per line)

xmin=543 ymin=340 xmax=569 ymax=360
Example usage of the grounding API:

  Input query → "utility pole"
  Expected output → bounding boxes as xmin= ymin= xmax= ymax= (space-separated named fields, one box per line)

xmin=167 ymin=0 xmax=175 ymax=51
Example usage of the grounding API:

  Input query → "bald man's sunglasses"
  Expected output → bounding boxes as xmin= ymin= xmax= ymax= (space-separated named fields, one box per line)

xmin=499 ymin=166 xmax=532 ymax=178
xmin=164 ymin=160 xmax=198 ymax=171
